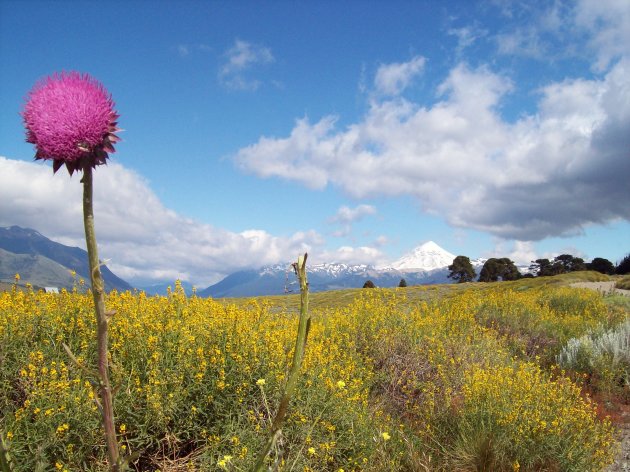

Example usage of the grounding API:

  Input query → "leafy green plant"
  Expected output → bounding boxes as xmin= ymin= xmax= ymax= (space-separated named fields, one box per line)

xmin=615 ymin=275 xmax=630 ymax=290
xmin=448 ymin=363 xmax=614 ymax=471
xmin=557 ymin=319 xmax=630 ymax=397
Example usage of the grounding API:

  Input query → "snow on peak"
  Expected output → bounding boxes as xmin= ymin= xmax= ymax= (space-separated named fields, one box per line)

xmin=389 ymin=241 xmax=456 ymax=271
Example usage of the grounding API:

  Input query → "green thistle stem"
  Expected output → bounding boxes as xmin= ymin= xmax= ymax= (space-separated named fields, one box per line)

xmin=0 ymin=431 xmax=14 ymax=472
xmin=253 ymin=254 xmax=310 ymax=472
xmin=82 ymin=166 xmax=121 ymax=471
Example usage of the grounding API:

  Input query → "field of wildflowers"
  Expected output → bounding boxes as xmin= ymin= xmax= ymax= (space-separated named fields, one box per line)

xmin=0 ymin=276 xmax=626 ymax=471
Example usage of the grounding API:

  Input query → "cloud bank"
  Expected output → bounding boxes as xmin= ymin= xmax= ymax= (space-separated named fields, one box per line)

xmin=1 ymin=157 xmax=366 ymax=286
xmin=235 ymin=2 xmax=630 ymax=241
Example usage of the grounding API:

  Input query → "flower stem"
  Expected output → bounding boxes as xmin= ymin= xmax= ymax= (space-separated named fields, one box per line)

xmin=0 ymin=431 xmax=14 ymax=472
xmin=82 ymin=166 xmax=120 ymax=471
xmin=253 ymin=254 xmax=310 ymax=472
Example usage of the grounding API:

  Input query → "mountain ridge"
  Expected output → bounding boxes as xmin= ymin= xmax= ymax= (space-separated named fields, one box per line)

xmin=0 ymin=227 xmax=490 ymax=297
xmin=198 ymin=264 xmax=453 ymax=298
xmin=198 ymin=241 xmax=461 ymax=298
xmin=0 ymin=226 xmax=133 ymax=292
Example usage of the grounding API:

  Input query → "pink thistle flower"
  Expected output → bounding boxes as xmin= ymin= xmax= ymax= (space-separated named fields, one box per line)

xmin=22 ymin=72 xmax=121 ymax=175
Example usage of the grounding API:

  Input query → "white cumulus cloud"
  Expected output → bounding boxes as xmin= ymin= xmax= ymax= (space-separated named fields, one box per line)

xmin=319 ymin=245 xmax=388 ymax=267
xmin=574 ymin=0 xmax=630 ymax=71
xmin=330 ymin=204 xmax=376 ymax=224
xmin=374 ymin=55 xmax=425 ymax=96
xmin=329 ymin=204 xmax=377 ymax=237
xmin=486 ymin=240 xmax=538 ymax=267
xmin=235 ymin=53 xmax=630 ymax=241
xmin=0 ymin=157 xmax=322 ymax=287
xmin=219 ymin=39 xmax=275 ymax=91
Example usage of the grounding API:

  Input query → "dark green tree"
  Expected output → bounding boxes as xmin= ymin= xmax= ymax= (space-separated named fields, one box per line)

xmin=554 ymin=254 xmax=587 ymax=273
xmin=617 ymin=254 xmax=630 ymax=275
xmin=448 ymin=255 xmax=476 ymax=283
xmin=478 ymin=258 xmax=520 ymax=282
xmin=587 ymin=257 xmax=616 ymax=275
xmin=478 ymin=258 xmax=502 ymax=282
xmin=530 ymin=258 xmax=555 ymax=277
xmin=501 ymin=258 xmax=522 ymax=281
xmin=363 ymin=280 xmax=376 ymax=288
xmin=398 ymin=278 xmax=407 ymax=288
xmin=531 ymin=255 xmax=587 ymax=277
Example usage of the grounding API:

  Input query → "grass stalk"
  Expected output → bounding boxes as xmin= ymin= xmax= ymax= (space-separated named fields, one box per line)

xmin=253 ymin=254 xmax=311 ymax=472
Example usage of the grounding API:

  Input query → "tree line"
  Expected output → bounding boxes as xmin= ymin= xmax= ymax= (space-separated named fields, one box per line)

xmin=447 ymin=253 xmax=630 ymax=283
xmin=361 ymin=253 xmax=629 ymax=288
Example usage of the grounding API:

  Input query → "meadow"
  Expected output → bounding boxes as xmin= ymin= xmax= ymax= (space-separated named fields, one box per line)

xmin=1 ymin=272 xmax=628 ymax=471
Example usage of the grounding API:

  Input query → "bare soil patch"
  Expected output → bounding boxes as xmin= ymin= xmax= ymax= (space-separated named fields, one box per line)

xmin=571 ymin=281 xmax=630 ymax=297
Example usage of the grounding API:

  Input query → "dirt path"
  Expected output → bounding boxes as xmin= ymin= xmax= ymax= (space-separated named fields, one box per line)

xmin=607 ymin=422 xmax=630 ymax=471
xmin=570 ymin=281 xmax=630 ymax=297
xmin=606 ymin=404 xmax=630 ymax=472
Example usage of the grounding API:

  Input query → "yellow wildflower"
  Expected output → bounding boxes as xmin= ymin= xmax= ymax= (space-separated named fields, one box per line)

xmin=218 ymin=455 xmax=233 ymax=469
xmin=56 ymin=423 xmax=69 ymax=435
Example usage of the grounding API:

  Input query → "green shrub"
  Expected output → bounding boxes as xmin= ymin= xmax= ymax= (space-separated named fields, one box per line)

xmin=615 ymin=275 xmax=630 ymax=290
xmin=448 ymin=363 xmax=615 ymax=471
xmin=557 ymin=319 xmax=630 ymax=397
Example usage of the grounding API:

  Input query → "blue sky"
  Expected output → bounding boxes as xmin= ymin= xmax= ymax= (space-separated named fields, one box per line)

xmin=1 ymin=0 xmax=628 ymax=286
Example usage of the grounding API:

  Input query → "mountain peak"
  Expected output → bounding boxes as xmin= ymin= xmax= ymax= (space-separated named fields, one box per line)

xmin=418 ymin=240 xmax=442 ymax=252
xmin=389 ymin=241 xmax=456 ymax=271
xmin=4 ymin=226 xmax=43 ymax=238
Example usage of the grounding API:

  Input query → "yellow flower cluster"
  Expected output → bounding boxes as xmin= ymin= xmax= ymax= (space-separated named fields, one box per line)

xmin=0 ymin=282 xmax=619 ymax=470
xmin=460 ymin=362 xmax=615 ymax=469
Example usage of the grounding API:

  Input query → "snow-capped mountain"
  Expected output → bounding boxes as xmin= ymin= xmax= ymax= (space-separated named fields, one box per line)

xmin=198 ymin=241 xmax=459 ymax=298
xmin=388 ymin=241 xmax=456 ymax=271
xmin=261 ymin=262 xmax=374 ymax=279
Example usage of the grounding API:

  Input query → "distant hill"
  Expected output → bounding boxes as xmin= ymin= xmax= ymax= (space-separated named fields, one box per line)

xmin=198 ymin=263 xmax=454 ymax=298
xmin=0 ymin=247 xmax=76 ymax=289
xmin=135 ymin=280 xmax=195 ymax=296
xmin=198 ymin=241 xmax=461 ymax=298
xmin=197 ymin=241 xmax=534 ymax=298
xmin=0 ymin=226 xmax=132 ymax=292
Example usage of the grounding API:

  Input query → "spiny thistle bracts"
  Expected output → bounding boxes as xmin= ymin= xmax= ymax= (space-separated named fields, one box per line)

xmin=22 ymin=71 xmax=121 ymax=175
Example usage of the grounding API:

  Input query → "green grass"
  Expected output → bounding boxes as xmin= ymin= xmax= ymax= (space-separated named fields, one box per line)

xmin=615 ymin=275 xmax=630 ymax=290
xmin=224 ymin=271 xmax=613 ymax=314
